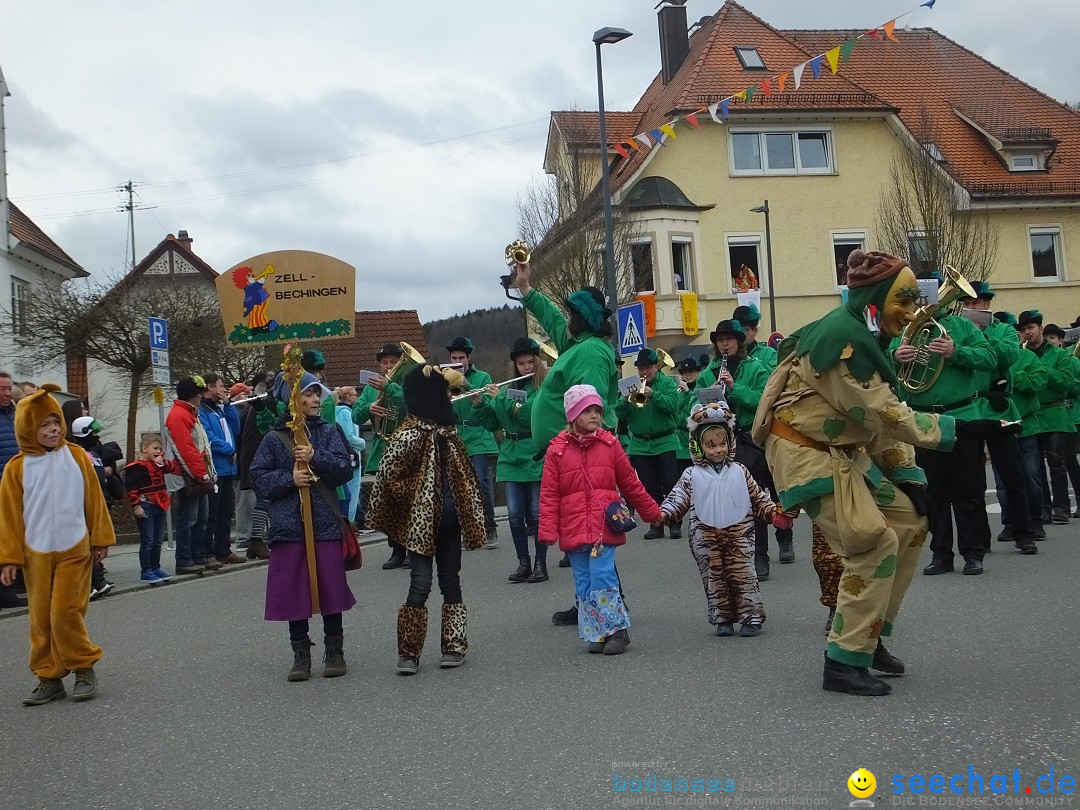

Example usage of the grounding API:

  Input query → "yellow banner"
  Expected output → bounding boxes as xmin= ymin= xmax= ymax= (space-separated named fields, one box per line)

xmin=680 ymin=292 xmax=699 ymax=336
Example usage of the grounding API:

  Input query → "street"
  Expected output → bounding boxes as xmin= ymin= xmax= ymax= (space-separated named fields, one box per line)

xmin=1 ymin=513 xmax=1077 ymax=810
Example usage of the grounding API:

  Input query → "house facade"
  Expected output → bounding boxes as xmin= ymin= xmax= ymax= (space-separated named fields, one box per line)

xmin=543 ymin=2 xmax=1080 ymax=352
xmin=0 ymin=65 xmax=87 ymax=387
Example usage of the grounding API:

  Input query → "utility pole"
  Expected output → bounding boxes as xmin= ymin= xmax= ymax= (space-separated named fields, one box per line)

xmin=118 ymin=180 xmax=139 ymax=270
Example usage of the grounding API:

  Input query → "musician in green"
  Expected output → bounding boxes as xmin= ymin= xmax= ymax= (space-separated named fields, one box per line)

xmin=889 ymin=278 xmax=996 ymax=577
xmin=614 ymin=348 xmax=681 ymax=539
xmin=733 ymin=304 xmax=778 ymax=370
xmin=447 ymin=337 xmax=499 ymax=547
xmin=670 ymin=357 xmax=701 ymax=540
xmin=697 ymin=319 xmax=787 ymax=578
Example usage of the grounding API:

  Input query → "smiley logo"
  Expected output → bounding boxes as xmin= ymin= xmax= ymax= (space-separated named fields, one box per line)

xmin=848 ymin=768 xmax=876 ymax=798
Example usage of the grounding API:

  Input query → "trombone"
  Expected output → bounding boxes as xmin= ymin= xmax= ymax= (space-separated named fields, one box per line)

xmin=450 ymin=374 xmax=533 ymax=403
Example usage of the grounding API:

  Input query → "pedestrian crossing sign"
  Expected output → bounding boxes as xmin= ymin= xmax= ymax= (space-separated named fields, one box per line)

xmin=617 ymin=302 xmax=646 ymax=356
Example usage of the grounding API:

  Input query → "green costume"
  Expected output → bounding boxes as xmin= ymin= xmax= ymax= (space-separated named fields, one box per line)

xmin=971 ymin=318 xmax=1022 ymax=423
xmin=352 ymin=381 xmax=405 ymax=473
xmin=1011 ymin=349 xmax=1050 ymax=439
xmin=1067 ymin=352 xmax=1080 ymax=427
xmin=747 ymin=340 xmax=778 ymax=371
xmin=521 ymin=288 xmax=618 ymax=449
xmin=471 ymin=383 xmax=541 ymax=482
xmin=752 ymin=255 xmax=956 ymax=673
xmin=452 ymin=366 xmax=499 ymax=456
xmin=1028 ymin=341 xmax=1078 ymax=436
xmin=613 ymin=372 xmax=681 ymax=455
xmin=696 ymin=355 xmax=770 ymax=432
xmin=674 ymin=386 xmax=697 ymax=461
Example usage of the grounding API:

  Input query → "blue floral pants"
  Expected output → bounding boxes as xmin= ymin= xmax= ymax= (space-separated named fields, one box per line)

xmin=568 ymin=545 xmax=629 ymax=642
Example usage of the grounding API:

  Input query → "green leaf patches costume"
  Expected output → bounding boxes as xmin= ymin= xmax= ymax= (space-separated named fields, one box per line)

xmin=752 ymin=250 xmax=956 ymax=697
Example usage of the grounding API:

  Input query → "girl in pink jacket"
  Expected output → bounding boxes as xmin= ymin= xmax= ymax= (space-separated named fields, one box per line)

xmin=539 ymin=385 xmax=661 ymax=655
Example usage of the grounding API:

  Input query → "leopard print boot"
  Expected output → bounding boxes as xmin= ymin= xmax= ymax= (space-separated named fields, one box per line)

xmin=396 ymin=604 xmax=427 ymax=675
xmin=439 ymin=602 xmax=468 ymax=668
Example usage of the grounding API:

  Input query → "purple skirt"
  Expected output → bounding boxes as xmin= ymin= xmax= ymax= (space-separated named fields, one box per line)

xmin=264 ymin=540 xmax=357 ymax=621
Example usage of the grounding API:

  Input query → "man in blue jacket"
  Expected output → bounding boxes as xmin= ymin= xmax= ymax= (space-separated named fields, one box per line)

xmin=198 ymin=373 xmax=245 ymax=564
xmin=0 ymin=372 xmax=28 ymax=608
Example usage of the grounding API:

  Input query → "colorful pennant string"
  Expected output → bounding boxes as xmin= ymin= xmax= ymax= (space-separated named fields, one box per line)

xmin=603 ymin=1 xmax=933 ymax=156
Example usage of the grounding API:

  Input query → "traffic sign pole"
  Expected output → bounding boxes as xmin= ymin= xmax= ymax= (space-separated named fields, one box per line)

xmin=617 ymin=302 xmax=647 ymax=357
xmin=149 ymin=318 xmax=174 ymax=549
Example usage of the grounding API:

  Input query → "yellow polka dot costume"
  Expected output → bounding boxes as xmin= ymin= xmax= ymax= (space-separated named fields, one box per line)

xmin=0 ymin=384 xmax=116 ymax=680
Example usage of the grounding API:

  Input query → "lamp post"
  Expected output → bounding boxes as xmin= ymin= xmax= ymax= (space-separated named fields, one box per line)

xmin=750 ymin=200 xmax=776 ymax=332
xmin=594 ymin=26 xmax=633 ymax=354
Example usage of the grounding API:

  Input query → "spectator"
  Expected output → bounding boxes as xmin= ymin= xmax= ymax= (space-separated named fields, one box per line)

xmin=123 ymin=432 xmax=181 ymax=583
xmin=165 ymin=376 xmax=218 ymax=575
xmin=17 ymin=381 xmax=38 ymax=399
xmin=197 ymin=374 xmax=245 ymax=565
xmin=334 ymin=387 xmax=366 ymax=530
xmin=234 ymin=375 xmax=272 ymax=560
xmin=69 ymin=415 xmax=121 ymax=599
xmin=0 ymin=371 xmax=28 ymax=609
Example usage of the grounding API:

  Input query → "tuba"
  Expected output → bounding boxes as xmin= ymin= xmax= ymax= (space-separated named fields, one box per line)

xmin=897 ymin=265 xmax=977 ymax=394
xmin=371 ymin=341 xmax=426 ymax=439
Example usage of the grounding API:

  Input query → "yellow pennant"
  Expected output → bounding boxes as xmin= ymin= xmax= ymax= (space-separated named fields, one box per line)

xmin=826 ymin=47 xmax=841 ymax=74
xmin=659 ymin=123 xmax=677 ymax=140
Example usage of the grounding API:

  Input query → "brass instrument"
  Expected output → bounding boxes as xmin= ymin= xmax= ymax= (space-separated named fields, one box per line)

xmin=538 ymin=341 xmax=558 ymax=366
xmin=500 ymin=240 xmax=531 ymax=301
xmin=372 ymin=341 xmax=426 ymax=438
xmin=897 ymin=265 xmax=977 ymax=394
xmin=449 ymin=373 xmax=533 ymax=403
xmin=629 ymin=348 xmax=676 ymax=407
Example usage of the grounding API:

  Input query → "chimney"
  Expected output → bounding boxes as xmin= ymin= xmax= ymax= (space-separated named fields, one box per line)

xmin=176 ymin=229 xmax=193 ymax=251
xmin=658 ymin=2 xmax=691 ymax=85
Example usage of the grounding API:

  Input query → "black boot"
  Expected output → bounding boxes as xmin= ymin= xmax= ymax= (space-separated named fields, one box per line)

xmin=755 ymin=556 xmax=770 ymax=582
xmin=526 ymin=558 xmax=549 ymax=583
xmin=777 ymin=538 xmax=795 ymax=564
xmin=508 ymin=557 xmax=531 ymax=583
xmin=822 ymin=654 xmax=891 ymax=696
xmin=557 ymin=553 xmax=571 ymax=568
xmin=602 ymin=629 xmax=630 ymax=655
xmin=552 ymin=604 xmax=578 ymax=626
xmin=323 ymin=635 xmax=346 ymax=678
xmin=382 ymin=552 xmax=407 ymax=570
xmin=871 ymin=641 xmax=905 ymax=675
xmin=288 ymin=638 xmax=313 ymax=682
xmin=825 ymin=609 xmax=836 ymax=635
xmin=0 ymin=585 xmax=28 ymax=609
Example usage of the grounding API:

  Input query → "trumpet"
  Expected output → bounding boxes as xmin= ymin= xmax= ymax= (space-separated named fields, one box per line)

xmin=629 ymin=377 xmax=650 ymax=408
xmin=450 ymin=373 xmax=533 ymax=403
xmin=500 ymin=240 xmax=531 ymax=301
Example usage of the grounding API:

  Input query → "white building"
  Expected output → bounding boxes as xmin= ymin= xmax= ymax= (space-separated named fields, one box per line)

xmin=0 ymin=64 xmax=87 ymax=388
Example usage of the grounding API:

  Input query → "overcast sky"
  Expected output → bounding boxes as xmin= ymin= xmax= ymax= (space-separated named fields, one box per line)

xmin=3 ymin=0 xmax=1077 ymax=324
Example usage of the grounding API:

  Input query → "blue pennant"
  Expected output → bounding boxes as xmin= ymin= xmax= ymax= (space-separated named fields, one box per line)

xmin=921 ymin=0 xmax=936 ymax=8
xmin=810 ymin=55 xmax=822 ymax=79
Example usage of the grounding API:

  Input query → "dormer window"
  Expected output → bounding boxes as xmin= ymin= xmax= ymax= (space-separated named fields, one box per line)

xmin=954 ymin=108 xmax=1056 ymax=174
xmin=1010 ymin=154 xmax=1038 ymax=171
xmin=735 ymin=47 xmax=766 ymax=70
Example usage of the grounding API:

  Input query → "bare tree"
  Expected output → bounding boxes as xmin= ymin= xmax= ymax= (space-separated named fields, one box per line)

xmin=7 ymin=275 xmax=266 ymax=457
xmin=516 ymin=139 xmax=641 ymax=315
xmin=877 ymin=110 xmax=999 ymax=282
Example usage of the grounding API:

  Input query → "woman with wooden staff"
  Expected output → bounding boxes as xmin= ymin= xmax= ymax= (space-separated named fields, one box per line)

xmin=250 ymin=350 xmax=355 ymax=682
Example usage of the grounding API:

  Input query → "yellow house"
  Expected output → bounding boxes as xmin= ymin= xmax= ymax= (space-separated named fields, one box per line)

xmin=542 ymin=1 xmax=1080 ymax=353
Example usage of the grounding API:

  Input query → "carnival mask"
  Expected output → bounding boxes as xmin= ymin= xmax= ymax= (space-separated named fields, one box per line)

xmin=879 ymin=265 xmax=920 ymax=338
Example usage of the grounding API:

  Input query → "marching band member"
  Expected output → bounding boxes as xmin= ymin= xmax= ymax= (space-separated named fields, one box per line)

xmin=732 ymin=304 xmax=778 ymax=370
xmin=671 ymin=357 xmax=702 ymax=539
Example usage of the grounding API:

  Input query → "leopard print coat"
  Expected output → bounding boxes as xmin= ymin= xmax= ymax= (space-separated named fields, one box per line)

xmin=368 ymin=416 xmax=487 ymax=556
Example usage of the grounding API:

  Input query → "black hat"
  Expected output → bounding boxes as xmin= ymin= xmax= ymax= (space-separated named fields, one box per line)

xmin=176 ymin=376 xmax=208 ymax=401
xmin=635 ymin=348 xmax=659 ymax=367
xmin=1071 ymin=316 xmax=1080 ymax=329
xmin=509 ymin=337 xmax=540 ymax=360
xmin=375 ymin=343 xmax=403 ymax=361
xmin=708 ymin=320 xmax=746 ymax=345
xmin=1044 ymin=323 xmax=1066 ymax=339
xmin=1017 ymin=310 xmax=1044 ymax=329
xmin=446 ymin=337 xmax=474 ymax=355
xmin=732 ymin=304 xmax=762 ymax=327
xmin=301 ymin=349 xmax=326 ymax=371
xmin=565 ymin=286 xmax=612 ymax=332
xmin=676 ymin=357 xmax=701 ymax=372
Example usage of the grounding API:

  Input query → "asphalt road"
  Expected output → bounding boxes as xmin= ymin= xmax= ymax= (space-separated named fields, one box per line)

xmin=1 ymin=515 xmax=1077 ymax=810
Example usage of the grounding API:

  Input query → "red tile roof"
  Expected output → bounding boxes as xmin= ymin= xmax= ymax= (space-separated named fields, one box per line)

xmin=313 ymin=310 xmax=429 ymax=388
xmin=8 ymin=202 xmax=86 ymax=276
xmin=785 ymin=27 xmax=1080 ymax=197
xmin=550 ymin=111 xmax=645 ymax=148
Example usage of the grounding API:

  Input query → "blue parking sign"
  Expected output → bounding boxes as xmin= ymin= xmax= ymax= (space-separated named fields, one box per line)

xmin=617 ymin=302 xmax=646 ymax=357
xmin=148 ymin=317 xmax=169 ymax=351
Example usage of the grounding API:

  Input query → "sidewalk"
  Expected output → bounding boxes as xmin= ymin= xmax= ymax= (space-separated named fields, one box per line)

xmin=0 ymin=507 xmax=510 ymax=620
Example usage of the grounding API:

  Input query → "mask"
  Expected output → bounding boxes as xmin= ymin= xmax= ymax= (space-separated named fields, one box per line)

xmin=880 ymin=266 xmax=920 ymax=338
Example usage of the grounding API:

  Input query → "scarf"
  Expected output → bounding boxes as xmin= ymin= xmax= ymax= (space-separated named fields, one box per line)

xmin=367 ymin=416 xmax=487 ymax=556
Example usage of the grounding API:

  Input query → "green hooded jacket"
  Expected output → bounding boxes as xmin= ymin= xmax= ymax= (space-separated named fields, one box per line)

xmin=471 ymin=383 xmax=542 ymax=482
xmin=351 ymin=381 xmax=405 ymax=473
xmin=613 ymin=372 xmax=681 ymax=455
xmin=1009 ymin=349 xmax=1050 ymax=438
xmin=747 ymin=340 xmax=778 ymax=371
xmin=1028 ymin=341 xmax=1078 ymax=435
xmin=451 ymin=366 xmax=498 ymax=455
xmin=696 ymin=354 xmax=770 ymax=432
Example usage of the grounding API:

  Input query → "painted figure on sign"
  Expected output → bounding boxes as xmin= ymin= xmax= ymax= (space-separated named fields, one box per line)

xmin=234 ymin=264 xmax=278 ymax=334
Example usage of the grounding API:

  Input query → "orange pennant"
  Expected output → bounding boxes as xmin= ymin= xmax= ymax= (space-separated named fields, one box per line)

xmin=883 ymin=19 xmax=899 ymax=42
xmin=626 ymin=139 xmax=642 ymax=153
xmin=825 ymin=47 xmax=841 ymax=74
xmin=777 ymin=72 xmax=788 ymax=92
xmin=761 ymin=77 xmax=772 ymax=96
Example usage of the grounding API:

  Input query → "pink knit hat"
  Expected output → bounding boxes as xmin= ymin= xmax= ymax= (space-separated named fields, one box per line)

xmin=564 ymin=384 xmax=603 ymax=423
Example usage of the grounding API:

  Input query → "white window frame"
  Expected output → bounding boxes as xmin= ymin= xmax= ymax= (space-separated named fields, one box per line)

xmin=726 ymin=233 xmax=765 ymax=294
xmin=1010 ymin=154 xmax=1039 ymax=172
xmin=671 ymin=236 xmax=694 ymax=293
xmin=830 ymin=230 xmax=868 ymax=289
xmin=907 ymin=229 xmax=935 ymax=274
xmin=10 ymin=276 xmax=30 ymax=339
xmin=629 ymin=237 xmax=656 ymax=295
xmin=734 ymin=47 xmax=766 ymax=70
xmin=1028 ymin=225 xmax=1065 ymax=282
xmin=729 ymin=125 xmax=835 ymax=176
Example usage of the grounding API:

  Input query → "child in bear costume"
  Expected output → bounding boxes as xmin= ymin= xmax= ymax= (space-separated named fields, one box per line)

xmin=0 ymin=384 xmax=116 ymax=705
xmin=659 ymin=402 xmax=791 ymax=637
xmin=368 ymin=363 xmax=487 ymax=675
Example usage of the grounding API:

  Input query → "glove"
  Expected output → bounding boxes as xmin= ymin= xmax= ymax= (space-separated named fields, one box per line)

xmin=897 ymin=481 xmax=936 ymax=537
xmin=954 ymin=419 xmax=1004 ymax=439
xmin=772 ymin=513 xmax=794 ymax=531
xmin=984 ymin=390 xmax=1010 ymax=413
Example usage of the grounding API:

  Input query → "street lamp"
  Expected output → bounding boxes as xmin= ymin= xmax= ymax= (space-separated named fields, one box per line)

xmin=750 ymin=200 xmax=776 ymax=333
xmin=594 ymin=25 xmax=633 ymax=354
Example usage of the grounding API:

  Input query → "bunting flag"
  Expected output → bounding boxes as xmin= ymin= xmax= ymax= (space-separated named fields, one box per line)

xmin=601 ymin=0 xmax=932 ymax=163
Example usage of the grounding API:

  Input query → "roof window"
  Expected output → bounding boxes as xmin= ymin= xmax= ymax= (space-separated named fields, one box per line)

xmin=735 ymin=47 xmax=766 ymax=70
xmin=921 ymin=141 xmax=945 ymax=162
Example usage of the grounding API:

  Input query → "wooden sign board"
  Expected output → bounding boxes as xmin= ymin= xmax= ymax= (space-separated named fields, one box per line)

xmin=216 ymin=250 xmax=356 ymax=347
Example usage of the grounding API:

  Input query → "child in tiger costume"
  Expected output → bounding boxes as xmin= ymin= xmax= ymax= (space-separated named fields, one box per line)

xmin=659 ymin=403 xmax=792 ymax=637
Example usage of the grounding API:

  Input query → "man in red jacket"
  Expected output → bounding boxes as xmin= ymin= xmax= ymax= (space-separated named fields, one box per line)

xmin=165 ymin=377 xmax=218 ymax=575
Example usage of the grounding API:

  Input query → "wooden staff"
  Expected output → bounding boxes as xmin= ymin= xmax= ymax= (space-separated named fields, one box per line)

xmin=281 ymin=344 xmax=320 ymax=614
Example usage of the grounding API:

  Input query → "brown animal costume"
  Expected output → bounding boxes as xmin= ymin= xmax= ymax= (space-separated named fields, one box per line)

xmin=368 ymin=364 xmax=486 ymax=673
xmin=0 ymin=384 xmax=116 ymax=702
